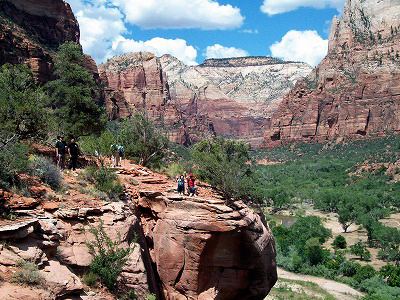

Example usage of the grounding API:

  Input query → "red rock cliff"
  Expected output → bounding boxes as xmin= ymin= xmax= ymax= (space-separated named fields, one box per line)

xmin=265 ymin=0 xmax=400 ymax=145
xmin=0 ymin=0 xmax=80 ymax=83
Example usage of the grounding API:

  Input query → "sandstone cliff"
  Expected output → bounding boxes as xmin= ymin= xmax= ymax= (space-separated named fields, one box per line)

xmin=100 ymin=52 xmax=312 ymax=146
xmin=265 ymin=0 xmax=400 ymax=145
xmin=0 ymin=0 xmax=80 ymax=83
xmin=0 ymin=160 xmax=277 ymax=299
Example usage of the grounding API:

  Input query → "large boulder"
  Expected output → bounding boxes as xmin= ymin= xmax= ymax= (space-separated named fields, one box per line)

xmin=135 ymin=191 xmax=277 ymax=299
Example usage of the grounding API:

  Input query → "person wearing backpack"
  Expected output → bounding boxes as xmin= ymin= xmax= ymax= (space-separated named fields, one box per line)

xmin=177 ymin=175 xmax=185 ymax=195
xmin=118 ymin=145 xmax=124 ymax=166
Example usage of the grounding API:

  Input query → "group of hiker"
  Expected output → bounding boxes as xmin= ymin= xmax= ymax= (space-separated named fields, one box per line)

xmin=177 ymin=173 xmax=198 ymax=196
xmin=55 ymin=135 xmax=80 ymax=171
xmin=55 ymin=135 xmax=125 ymax=171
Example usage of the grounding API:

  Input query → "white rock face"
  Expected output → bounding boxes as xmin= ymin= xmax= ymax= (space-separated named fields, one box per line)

xmin=161 ymin=55 xmax=313 ymax=117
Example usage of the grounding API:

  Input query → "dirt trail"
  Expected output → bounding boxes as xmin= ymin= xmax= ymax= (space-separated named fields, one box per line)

xmin=276 ymin=267 xmax=364 ymax=300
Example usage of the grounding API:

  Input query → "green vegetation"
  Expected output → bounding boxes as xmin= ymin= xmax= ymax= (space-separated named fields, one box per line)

xmin=269 ymin=278 xmax=335 ymax=300
xmin=29 ymin=155 xmax=62 ymax=190
xmin=45 ymin=41 xmax=106 ymax=139
xmin=10 ymin=260 xmax=44 ymax=286
xmin=192 ymin=137 xmax=262 ymax=203
xmin=119 ymin=112 xmax=168 ymax=168
xmin=85 ymin=221 xmax=134 ymax=292
xmin=84 ymin=166 xmax=124 ymax=201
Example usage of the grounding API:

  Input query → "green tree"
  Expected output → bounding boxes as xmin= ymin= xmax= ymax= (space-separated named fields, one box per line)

xmin=332 ymin=235 xmax=347 ymax=249
xmin=192 ymin=137 xmax=262 ymax=203
xmin=119 ymin=112 xmax=168 ymax=167
xmin=350 ymin=240 xmax=371 ymax=261
xmin=45 ymin=41 xmax=106 ymax=138
xmin=0 ymin=63 xmax=47 ymax=143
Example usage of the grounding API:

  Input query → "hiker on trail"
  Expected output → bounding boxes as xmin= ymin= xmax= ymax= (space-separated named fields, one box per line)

xmin=110 ymin=144 xmax=118 ymax=167
xmin=118 ymin=145 xmax=124 ymax=166
xmin=177 ymin=175 xmax=185 ymax=195
xmin=55 ymin=135 xmax=67 ymax=170
xmin=67 ymin=139 xmax=80 ymax=171
xmin=187 ymin=173 xmax=198 ymax=196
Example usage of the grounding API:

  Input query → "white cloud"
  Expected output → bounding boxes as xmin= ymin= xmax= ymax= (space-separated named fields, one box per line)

xmin=269 ymin=30 xmax=328 ymax=67
xmin=69 ymin=0 xmax=127 ymax=63
xmin=112 ymin=0 xmax=244 ymax=29
xmin=68 ymin=0 xmax=199 ymax=65
xmin=204 ymin=44 xmax=249 ymax=59
xmin=240 ymin=29 xmax=259 ymax=34
xmin=110 ymin=37 xmax=198 ymax=66
xmin=261 ymin=0 xmax=345 ymax=15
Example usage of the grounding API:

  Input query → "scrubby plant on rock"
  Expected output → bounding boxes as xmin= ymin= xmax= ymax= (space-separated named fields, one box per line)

xmin=85 ymin=221 xmax=135 ymax=292
xmin=29 ymin=155 xmax=61 ymax=190
xmin=10 ymin=260 xmax=44 ymax=286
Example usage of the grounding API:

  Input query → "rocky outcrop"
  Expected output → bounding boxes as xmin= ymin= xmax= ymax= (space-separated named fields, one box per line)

xmin=100 ymin=53 xmax=312 ymax=146
xmin=0 ymin=202 xmax=151 ymax=299
xmin=265 ymin=0 xmax=400 ymax=145
xmin=0 ymin=0 xmax=80 ymax=83
xmin=134 ymin=190 xmax=277 ymax=299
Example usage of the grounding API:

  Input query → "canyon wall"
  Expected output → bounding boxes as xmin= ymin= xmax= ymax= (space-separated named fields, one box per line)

xmin=0 ymin=0 xmax=80 ymax=83
xmin=265 ymin=0 xmax=400 ymax=145
xmin=100 ymin=53 xmax=312 ymax=145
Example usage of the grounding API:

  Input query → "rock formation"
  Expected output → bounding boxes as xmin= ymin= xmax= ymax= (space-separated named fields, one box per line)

xmin=134 ymin=190 xmax=277 ymax=299
xmin=0 ymin=0 xmax=80 ymax=83
xmin=100 ymin=53 xmax=312 ymax=146
xmin=265 ymin=0 xmax=400 ymax=145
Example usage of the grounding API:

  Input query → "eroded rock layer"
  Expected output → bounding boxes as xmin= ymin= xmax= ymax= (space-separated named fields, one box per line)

xmin=265 ymin=0 xmax=400 ymax=145
xmin=135 ymin=191 xmax=277 ymax=299
xmin=0 ymin=0 xmax=80 ymax=83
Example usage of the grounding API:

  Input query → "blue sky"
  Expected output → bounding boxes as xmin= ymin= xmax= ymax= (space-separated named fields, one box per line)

xmin=68 ymin=0 xmax=345 ymax=67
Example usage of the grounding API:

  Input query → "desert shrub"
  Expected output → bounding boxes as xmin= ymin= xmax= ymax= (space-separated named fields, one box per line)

xmin=146 ymin=294 xmax=156 ymax=300
xmin=29 ymin=155 xmax=62 ymax=190
xmin=340 ymin=260 xmax=361 ymax=277
xmin=192 ymin=137 xmax=263 ymax=203
xmin=119 ymin=112 xmax=168 ymax=168
xmin=381 ymin=264 xmax=400 ymax=287
xmin=350 ymin=240 xmax=371 ymax=261
xmin=0 ymin=141 xmax=29 ymax=189
xmin=86 ymin=221 xmax=135 ymax=292
xmin=360 ymin=275 xmax=400 ymax=299
xmin=324 ymin=250 xmax=346 ymax=270
xmin=332 ymin=235 xmax=347 ymax=249
xmin=353 ymin=265 xmax=376 ymax=283
xmin=82 ymin=271 xmax=98 ymax=287
xmin=84 ymin=166 xmax=124 ymax=201
xmin=10 ymin=260 xmax=44 ymax=286
xmin=301 ymin=264 xmax=336 ymax=279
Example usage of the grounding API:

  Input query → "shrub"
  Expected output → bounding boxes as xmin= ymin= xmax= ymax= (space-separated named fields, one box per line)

xmin=192 ymin=137 xmax=263 ymax=203
xmin=10 ymin=260 xmax=44 ymax=286
xmin=84 ymin=166 xmax=124 ymax=201
xmin=29 ymin=155 xmax=62 ymax=190
xmin=340 ymin=260 xmax=361 ymax=277
xmin=381 ymin=264 xmax=400 ymax=287
xmin=0 ymin=141 xmax=29 ymax=189
xmin=86 ymin=221 xmax=135 ymax=292
xmin=332 ymin=235 xmax=347 ymax=249
xmin=353 ymin=265 xmax=376 ymax=283
xmin=350 ymin=240 xmax=371 ymax=261
xmin=82 ymin=272 xmax=98 ymax=287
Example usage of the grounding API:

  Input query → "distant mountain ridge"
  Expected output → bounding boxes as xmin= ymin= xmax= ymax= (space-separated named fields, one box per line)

xmin=265 ymin=0 xmax=400 ymax=146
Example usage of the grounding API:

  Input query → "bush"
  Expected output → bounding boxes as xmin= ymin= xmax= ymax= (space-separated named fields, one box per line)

xmin=83 ymin=272 xmax=98 ymax=287
xmin=340 ymin=260 xmax=361 ymax=277
xmin=119 ymin=113 xmax=168 ymax=168
xmin=86 ymin=221 xmax=135 ymax=292
xmin=350 ymin=240 xmax=371 ymax=261
xmin=10 ymin=260 xmax=44 ymax=286
xmin=84 ymin=167 xmax=124 ymax=201
xmin=381 ymin=264 xmax=400 ymax=287
xmin=192 ymin=137 xmax=263 ymax=203
xmin=332 ymin=235 xmax=347 ymax=249
xmin=353 ymin=265 xmax=376 ymax=283
xmin=0 ymin=141 xmax=29 ymax=189
xmin=29 ymin=155 xmax=62 ymax=190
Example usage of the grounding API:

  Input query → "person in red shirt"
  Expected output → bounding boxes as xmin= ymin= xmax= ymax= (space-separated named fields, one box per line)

xmin=187 ymin=173 xmax=198 ymax=196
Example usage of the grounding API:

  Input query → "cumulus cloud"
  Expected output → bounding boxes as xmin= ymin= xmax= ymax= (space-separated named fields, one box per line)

xmin=261 ymin=0 xmax=345 ymax=15
xmin=112 ymin=0 xmax=244 ymax=29
xmin=269 ymin=30 xmax=328 ymax=67
xmin=110 ymin=37 xmax=198 ymax=65
xmin=68 ymin=0 xmax=199 ymax=65
xmin=204 ymin=44 xmax=249 ymax=59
